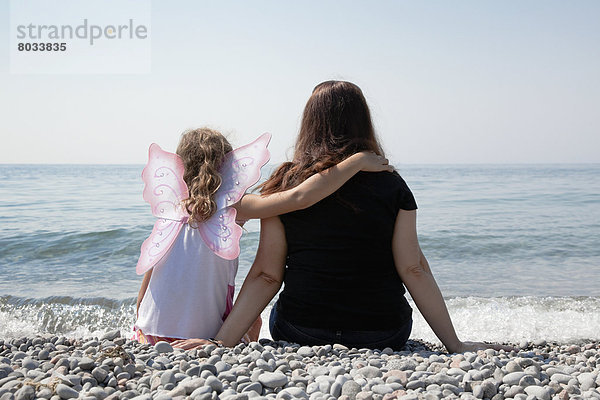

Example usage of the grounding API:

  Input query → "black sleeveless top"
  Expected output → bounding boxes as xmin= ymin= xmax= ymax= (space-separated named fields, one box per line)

xmin=277 ymin=171 xmax=417 ymax=330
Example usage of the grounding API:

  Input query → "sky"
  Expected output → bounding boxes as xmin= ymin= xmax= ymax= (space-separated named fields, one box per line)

xmin=1 ymin=0 xmax=599 ymax=164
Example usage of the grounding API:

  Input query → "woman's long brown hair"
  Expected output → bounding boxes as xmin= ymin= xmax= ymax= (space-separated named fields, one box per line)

xmin=260 ymin=80 xmax=384 ymax=194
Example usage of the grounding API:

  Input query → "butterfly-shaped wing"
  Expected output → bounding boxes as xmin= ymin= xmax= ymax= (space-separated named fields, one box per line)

xmin=136 ymin=144 xmax=189 ymax=275
xmin=198 ymin=133 xmax=272 ymax=260
xmin=136 ymin=218 xmax=184 ymax=275
xmin=142 ymin=144 xmax=189 ymax=221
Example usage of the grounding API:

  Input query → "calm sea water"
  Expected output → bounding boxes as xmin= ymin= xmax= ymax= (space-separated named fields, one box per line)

xmin=0 ymin=164 xmax=599 ymax=344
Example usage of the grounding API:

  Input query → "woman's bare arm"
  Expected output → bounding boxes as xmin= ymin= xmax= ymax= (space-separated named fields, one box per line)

xmin=234 ymin=152 xmax=392 ymax=221
xmin=214 ymin=217 xmax=287 ymax=346
xmin=392 ymin=209 xmax=513 ymax=353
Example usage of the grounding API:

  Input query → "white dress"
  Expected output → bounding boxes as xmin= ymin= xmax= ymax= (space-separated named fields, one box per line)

xmin=135 ymin=224 xmax=238 ymax=339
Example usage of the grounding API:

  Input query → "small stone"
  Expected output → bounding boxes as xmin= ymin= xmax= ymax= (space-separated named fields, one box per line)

xmin=473 ymin=385 xmax=485 ymax=399
xmin=277 ymin=387 xmax=308 ymax=399
xmin=297 ymin=347 xmax=314 ymax=358
xmin=88 ymin=387 xmax=107 ymax=400
xmin=502 ymin=372 xmax=527 ymax=385
xmin=190 ymin=386 xmax=212 ymax=398
xmin=388 ymin=359 xmax=417 ymax=371
xmin=240 ymin=382 xmax=262 ymax=394
xmin=355 ymin=392 xmax=373 ymax=400
xmin=524 ymin=386 xmax=551 ymax=400
xmin=459 ymin=361 xmax=472 ymax=371
xmin=185 ymin=366 xmax=201 ymax=377
xmin=91 ymin=367 xmax=108 ymax=383
xmin=154 ymin=341 xmax=173 ymax=354
xmin=519 ymin=375 xmax=536 ymax=387
xmin=55 ymin=384 xmax=79 ymax=399
xmin=551 ymin=373 xmax=572 ymax=384
xmin=21 ymin=358 xmax=39 ymax=370
xmin=205 ymin=376 xmax=223 ymax=393
xmin=506 ymin=361 xmax=522 ymax=373
xmin=406 ymin=380 xmax=425 ymax=390
xmin=14 ymin=385 xmax=34 ymax=400
xmin=100 ymin=331 xmax=120 ymax=341
xmin=37 ymin=388 xmax=52 ymax=399
xmin=78 ymin=357 xmax=95 ymax=370
xmin=428 ymin=374 xmax=460 ymax=387
xmin=504 ymin=386 xmax=524 ymax=398
xmin=480 ymin=379 xmax=497 ymax=398
xmin=357 ymin=366 xmax=382 ymax=379
xmin=342 ymin=381 xmax=362 ymax=400
xmin=371 ymin=384 xmax=393 ymax=395
xmin=258 ymin=372 xmax=288 ymax=388
xmin=160 ymin=371 xmax=176 ymax=386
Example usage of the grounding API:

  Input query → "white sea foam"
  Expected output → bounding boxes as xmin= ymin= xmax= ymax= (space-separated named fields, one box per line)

xmin=1 ymin=296 xmax=599 ymax=344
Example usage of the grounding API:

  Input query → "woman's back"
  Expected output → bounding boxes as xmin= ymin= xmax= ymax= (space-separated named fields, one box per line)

xmin=278 ymin=171 xmax=417 ymax=330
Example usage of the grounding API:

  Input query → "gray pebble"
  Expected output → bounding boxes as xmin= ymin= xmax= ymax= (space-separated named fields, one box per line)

xmin=503 ymin=372 xmax=527 ymax=385
xmin=357 ymin=366 xmax=382 ymax=379
xmin=205 ymin=375 xmax=223 ymax=393
xmin=371 ymin=384 xmax=393 ymax=395
xmin=505 ymin=386 xmax=524 ymax=398
xmin=551 ymin=373 xmax=572 ymax=384
xmin=100 ymin=331 xmax=120 ymax=341
xmin=160 ymin=370 xmax=176 ymax=386
xmin=21 ymin=358 xmax=39 ymax=370
xmin=37 ymin=388 xmax=52 ymax=399
xmin=14 ymin=385 xmax=34 ymax=400
xmin=341 ymin=381 xmax=361 ymax=400
xmin=277 ymin=387 xmax=308 ymax=399
xmin=519 ymin=375 xmax=536 ymax=387
xmin=78 ymin=357 xmax=95 ymax=370
xmin=241 ymin=382 xmax=262 ymax=394
xmin=258 ymin=372 xmax=288 ymax=389
xmin=154 ymin=342 xmax=173 ymax=354
xmin=524 ymin=386 xmax=551 ymax=400
xmin=91 ymin=367 xmax=108 ymax=383
xmin=55 ymin=384 xmax=79 ymax=399
xmin=297 ymin=347 xmax=314 ymax=358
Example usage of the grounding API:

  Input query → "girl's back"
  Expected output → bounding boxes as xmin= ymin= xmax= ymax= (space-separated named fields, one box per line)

xmin=136 ymin=224 xmax=237 ymax=339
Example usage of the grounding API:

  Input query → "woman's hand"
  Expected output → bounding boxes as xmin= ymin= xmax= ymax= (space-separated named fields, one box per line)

xmin=450 ymin=341 xmax=517 ymax=353
xmin=171 ymin=338 xmax=211 ymax=350
xmin=354 ymin=151 xmax=394 ymax=172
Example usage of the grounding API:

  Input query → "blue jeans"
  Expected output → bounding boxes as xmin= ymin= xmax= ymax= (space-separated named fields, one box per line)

xmin=269 ymin=304 xmax=412 ymax=350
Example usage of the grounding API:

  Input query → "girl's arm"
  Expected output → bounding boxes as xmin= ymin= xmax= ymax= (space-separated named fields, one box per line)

xmin=392 ymin=210 xmax=514 ymax=353
xmin=233 ymin=151 xmax=392 ymax=221
xmin=136 ymin=269 xmax=152 ymax=317
xmin=214 ymin=217 xmax=287 ymax=346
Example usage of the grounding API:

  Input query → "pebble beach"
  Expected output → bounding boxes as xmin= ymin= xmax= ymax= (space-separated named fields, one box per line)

xmin=0 ymin=332 xmax=598 ymax=400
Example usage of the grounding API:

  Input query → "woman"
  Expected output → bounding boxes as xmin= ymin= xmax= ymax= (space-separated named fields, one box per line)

xmin=214 ymin=81 xmax=510 ymax=352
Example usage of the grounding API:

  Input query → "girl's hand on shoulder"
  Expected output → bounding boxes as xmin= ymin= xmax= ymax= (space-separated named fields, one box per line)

xmin=452 ymin=341 xmax=517 ymax=354
xmin=354 ymin=151 xmax=394 ymax=172
xmin=171 ymin=338 xmax=212 ymax=350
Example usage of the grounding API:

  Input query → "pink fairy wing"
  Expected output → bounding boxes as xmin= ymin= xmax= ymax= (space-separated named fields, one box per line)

xmin=141 ymin=143 xmax=189 ymax=221
xmin=198 ymin=206 xmax=242 ymax=260
xmin=136 ymin=143 xmax=189 ymax=275
xmin=136 ymin=219 xmax=184 ymax=275
xmin=198 ymin=133 xmax=272 ymax=260
xmin=215 ymin=132 xmax=272 ymax=209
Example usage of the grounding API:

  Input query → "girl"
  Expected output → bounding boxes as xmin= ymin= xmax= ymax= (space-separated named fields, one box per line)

xmin=134 ymin=127 xmax=392 ymax=346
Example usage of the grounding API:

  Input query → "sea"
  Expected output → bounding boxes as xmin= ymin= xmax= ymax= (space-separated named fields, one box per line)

xmin=0 ymin=164 xmax=599 ymax=346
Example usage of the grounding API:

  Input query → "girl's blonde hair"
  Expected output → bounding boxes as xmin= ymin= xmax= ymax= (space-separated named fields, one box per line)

xmin=176 ymin=128 xmax=233 ymax=224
